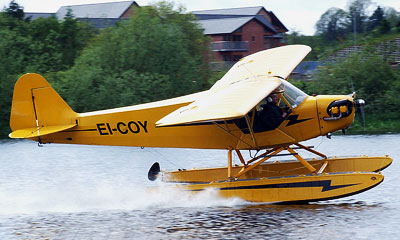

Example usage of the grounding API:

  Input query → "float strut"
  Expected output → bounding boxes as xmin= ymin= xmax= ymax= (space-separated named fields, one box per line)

xmin=234 ymin=147 xmax=284 ymax=179
xmin=235 ymin=149 xmax=247 ymax=166
xmin=247 ymin=148 xmax=276 ymax=165
xmin=317 ymin=161 xmax=329 ymax=175
xmin=286 ymin=147 xmax=316 ymax=173
xmin=294 ymin=143 xmax=327 ymax=159
xmin=228 ymin=148 xmax=233 ymax=179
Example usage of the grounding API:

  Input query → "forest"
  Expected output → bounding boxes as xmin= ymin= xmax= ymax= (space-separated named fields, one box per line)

xmin=287 ymin=0 xmax=400 ymax=133
xmin=1 ymin=0 xmax=400 ymax=137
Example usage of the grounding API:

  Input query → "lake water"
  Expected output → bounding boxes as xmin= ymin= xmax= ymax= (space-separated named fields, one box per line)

xmin=0 ymin=134 xmax=399 ymax=239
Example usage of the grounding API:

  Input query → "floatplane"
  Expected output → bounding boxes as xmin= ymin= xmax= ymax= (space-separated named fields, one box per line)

xmin=9 ymin=45 xmax=391 ymax=203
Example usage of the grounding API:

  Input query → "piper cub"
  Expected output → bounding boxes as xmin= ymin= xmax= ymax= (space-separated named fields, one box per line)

xmin=9 ymin=45 xmax=391 ymax=203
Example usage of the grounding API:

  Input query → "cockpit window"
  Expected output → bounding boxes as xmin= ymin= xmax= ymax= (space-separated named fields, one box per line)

xmin=280 ymin=80 xmax=308 ymax=108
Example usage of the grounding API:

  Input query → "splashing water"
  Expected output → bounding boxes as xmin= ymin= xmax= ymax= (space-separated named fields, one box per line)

xmin=0 ymin=181 xmax=246 ymax=215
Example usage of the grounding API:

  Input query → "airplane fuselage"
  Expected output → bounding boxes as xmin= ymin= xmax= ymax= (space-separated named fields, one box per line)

xmin=38 ymin=93 xmax=354 ymax=150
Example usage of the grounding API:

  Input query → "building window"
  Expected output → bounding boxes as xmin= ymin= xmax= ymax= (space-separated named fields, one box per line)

xmin=252 ymin=36 xmax=256 ymax=42
xmin=232 ymin=35 xmax=242 ymax=41
xmin=264 ymin=37 xmax=273 ymax=49
xmin=223 ymin=55 xmax=231 ymax=61
xmin=223 ymin=35 xmax=230 ymax=41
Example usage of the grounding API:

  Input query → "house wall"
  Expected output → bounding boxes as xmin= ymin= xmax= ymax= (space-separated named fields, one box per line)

xmin=120 ymin=3 xmax=139 ymax=18
xmin=210 ymin=19 xmax=283 ymax=63
xmin=257 ymin=9 xmax=272 ymax=23
xmin=242 ymin=20 xmax=267 ymax=55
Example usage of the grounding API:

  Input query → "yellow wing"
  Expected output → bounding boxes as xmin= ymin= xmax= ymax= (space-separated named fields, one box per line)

xmin=211 ymin=45 xmax=311 ymax=92
xmin=156 ymin=76 xmax=281 ymax=126
xmin=156 ymin=45 xmax=311 ymax=127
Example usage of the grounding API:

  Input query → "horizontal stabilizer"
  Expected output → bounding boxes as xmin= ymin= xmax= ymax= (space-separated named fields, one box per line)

xmin=9 ymin=124 xmax=76 ymax=139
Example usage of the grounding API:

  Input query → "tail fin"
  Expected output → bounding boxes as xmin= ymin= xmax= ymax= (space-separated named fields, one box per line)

xmin=9 ymin=73 xmax=78 ymax=139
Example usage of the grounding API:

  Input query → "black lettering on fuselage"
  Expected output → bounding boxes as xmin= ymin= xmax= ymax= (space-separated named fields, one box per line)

xmin=128 ymin=121 xmax=140 ymax=133
xmin=117 ymin=122 xmax=128 ymax=134
xmin=96 ymin=121 xmax=148 ymax=135
xmin=138 ymin=121 xmax=148 ymax=133
xmin=97 ymin=123 xmax=108 ymax=135
xmin=106 ymin=123 xmax=113 ymax=135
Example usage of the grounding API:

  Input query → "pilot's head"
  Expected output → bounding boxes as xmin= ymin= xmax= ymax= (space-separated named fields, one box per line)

xmin=267 ymin=94 xmax=279 ymax=104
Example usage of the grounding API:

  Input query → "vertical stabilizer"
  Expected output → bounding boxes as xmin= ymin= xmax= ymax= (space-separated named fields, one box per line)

xmin=9 ymin=73 xmax=78 ymax=139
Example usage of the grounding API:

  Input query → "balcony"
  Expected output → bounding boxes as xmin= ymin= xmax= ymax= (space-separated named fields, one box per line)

xmin=211 ymin=41 xmax=249 ymax=52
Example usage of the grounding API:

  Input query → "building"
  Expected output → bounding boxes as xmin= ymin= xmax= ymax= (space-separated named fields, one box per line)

xmin=25 ymin=12 xmax=54 ymax=20
xmin=291 ymin=61 xmax=323 ymax=81
xmin=193 ymin=7 xmax=288 ymax=70
xmin=57 ymin=0 xmax=138 ymax=28
xmin=26 ymin=0 xmax=139 ymax=29
xmin=25 ymin=2 xmax=288 ymax=70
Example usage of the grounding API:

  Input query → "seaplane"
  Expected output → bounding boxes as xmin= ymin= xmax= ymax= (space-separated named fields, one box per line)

xmin=9 ymin=45 xmax=392 ymax=203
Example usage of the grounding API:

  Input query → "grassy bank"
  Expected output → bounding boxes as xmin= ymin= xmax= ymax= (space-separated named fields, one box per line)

xmin=343 ymin=114 xmax=400 ymax=135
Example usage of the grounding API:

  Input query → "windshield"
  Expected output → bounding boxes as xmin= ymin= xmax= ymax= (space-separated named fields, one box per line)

xmin=280 ymin=80 xmax=308 ymax=108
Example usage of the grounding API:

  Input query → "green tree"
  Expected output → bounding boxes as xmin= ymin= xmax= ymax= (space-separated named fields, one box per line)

xmin=367 ymin=6 xmax=384 ymax=31
xmin=0 ymin=23 xmax=31 ymax=136
xmin=316 ymin=8 xmax=349 ymax=42
xmin=4 ymin=0 xmax=23 ymax=20
xmin=284 ymin=31 xmax=327 ymax=60
xmin=59 ymin=9 xmax=94 ymax=68
xmin=55 ymin=3 xmax=210 ymax=112
xmin=347 ymin=0 xmax=372 ymax=34
xmin=383 ymin=6 xmax=400 ymax=32
xmin=379 ymin=18 xmax=391 ymax=34
xmin=0 ymin=2 xmax=94 ymax=137
xmin=25 ymin=16 xmax=63 ymax=73
xmin=312 ymin=51 xmax=400 ymax=116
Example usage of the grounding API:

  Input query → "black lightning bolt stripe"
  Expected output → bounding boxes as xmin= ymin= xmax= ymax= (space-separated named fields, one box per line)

xmin=191 ymin=180 xmax=359 ymax=192
xmin=285 ymin=115 xmax=312 ymax=127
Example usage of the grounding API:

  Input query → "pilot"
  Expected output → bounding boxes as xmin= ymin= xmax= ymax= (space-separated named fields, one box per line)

xmin=256 ymin=93 xmax=292 ymax=130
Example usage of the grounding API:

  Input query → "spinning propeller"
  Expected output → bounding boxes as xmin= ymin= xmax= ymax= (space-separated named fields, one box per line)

xmin=352 ymin=92 xmax=366 ymax=131
xmin=354 ymin=98 xmax=366 ymax=130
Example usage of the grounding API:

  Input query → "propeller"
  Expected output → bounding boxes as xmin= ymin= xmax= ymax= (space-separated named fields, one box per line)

xmin=352 ymin=92 xmax=366 ymax=131
xmin=148 ymin=162 xmax=160 ymax=181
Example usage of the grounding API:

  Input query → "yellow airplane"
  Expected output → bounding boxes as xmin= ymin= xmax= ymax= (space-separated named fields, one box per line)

xmin=9 ymin=45 xmax=392 ymax=203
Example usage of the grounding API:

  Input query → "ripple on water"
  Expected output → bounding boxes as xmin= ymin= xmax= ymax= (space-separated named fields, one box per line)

xmin=0 ymin=135 xmax=399 ymax=239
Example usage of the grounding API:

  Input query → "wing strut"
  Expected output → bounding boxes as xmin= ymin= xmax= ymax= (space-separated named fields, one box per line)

xmin=214 ymin=108 xmax=261 ymax=150
xmin=213 ymin=122 xmax=254 ymax=149
xmin=244 ymin=114 xmax=259 ymax=149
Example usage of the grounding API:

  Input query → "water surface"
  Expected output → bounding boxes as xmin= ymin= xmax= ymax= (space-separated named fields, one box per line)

xmin=0 ymin=134 xmax=399 ymax=239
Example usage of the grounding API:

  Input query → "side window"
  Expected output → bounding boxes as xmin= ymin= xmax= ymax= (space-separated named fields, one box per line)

xmin=280 ymin=80 xmax=308 ymax=108
xmin=278 ymin=93 xmax=290 ymax=108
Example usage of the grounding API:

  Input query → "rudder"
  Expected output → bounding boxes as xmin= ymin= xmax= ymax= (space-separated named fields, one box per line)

xmin=9 ymin=73 xmax=78 ymax=139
